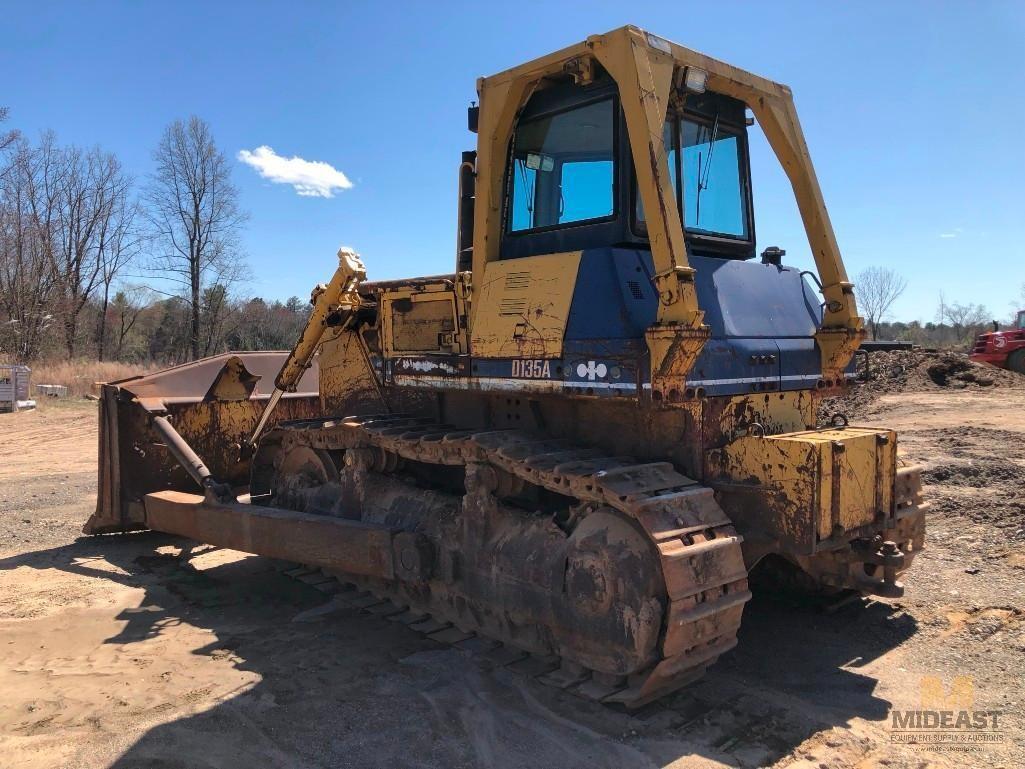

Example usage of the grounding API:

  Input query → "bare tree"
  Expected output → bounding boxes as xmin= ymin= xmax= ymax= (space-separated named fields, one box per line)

xmin=857 ymin=267 xmax=908 ymax=340
xmin=109 ymin=286 xmax=150 ymax=360
xmin=145 ymin=116 xmax=247 ymax=360
xmin=937 ymin=293 xmax=989 ymax=347
xmin=94 ymin=196 xmax=141 ymax=360
xmin=50 ymin=143 xmax=133 ymax=357
xmin=0 ymin=131 xmax=135 ymax=360
xmin=0 ymin=140 xmax=60 ymax=360
xmin=0 ymin=107 xmax=18 ymax=160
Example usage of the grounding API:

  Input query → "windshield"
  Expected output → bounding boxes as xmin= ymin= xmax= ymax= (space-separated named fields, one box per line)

xmin=1018 ymin=311 xmax=1025 ymax=329
xmin=509 ymin=99 xmax=615 ymax=232
xmin=636 ymin=115 xmax=750 ymax=241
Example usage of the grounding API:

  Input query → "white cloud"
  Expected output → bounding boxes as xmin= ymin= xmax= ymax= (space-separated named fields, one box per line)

xmin=939 ymin=227 xmax=965 ymax=239
xmin=237 ymin=145 xmax=352 ymax=198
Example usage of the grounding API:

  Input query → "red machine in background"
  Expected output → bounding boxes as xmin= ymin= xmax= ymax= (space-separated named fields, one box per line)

xmin=971 ymin=310 xmax=1025 ymax=374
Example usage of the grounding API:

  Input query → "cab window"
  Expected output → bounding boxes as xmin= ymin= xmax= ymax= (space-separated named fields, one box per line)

xmin=682 ymin=120 xmax=747 ymax=238
xmin=509 ymin=99 xmax=615 ymax=232
xmin=636 ymin=115 xmax=750 ymax=241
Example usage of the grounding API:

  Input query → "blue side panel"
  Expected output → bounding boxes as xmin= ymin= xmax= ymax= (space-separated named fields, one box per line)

xmin=565 ymin=249 xmax=656 ymax=340
xmin=691 ymin=255 xmax=819 ymax=338
xmin=777 ymin=338 xmax=822 ymax=391
xmin=688 ymin=255 xmax=822 ymax=394
xmin=688 ymin=337 xmax=781 ymax=396
xmin=561 ymin=248 xmax=825 ymax=396
xmin=559 ymin=249 xmax=653 ymax=395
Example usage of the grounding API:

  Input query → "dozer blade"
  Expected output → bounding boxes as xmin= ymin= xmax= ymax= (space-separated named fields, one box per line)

xmin=86 ymin=352 xmax=322 ymax=535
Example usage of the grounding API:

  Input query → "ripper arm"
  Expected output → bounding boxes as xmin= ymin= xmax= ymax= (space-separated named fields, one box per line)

xmin=246 ymin=247 xmax=367 ymax=450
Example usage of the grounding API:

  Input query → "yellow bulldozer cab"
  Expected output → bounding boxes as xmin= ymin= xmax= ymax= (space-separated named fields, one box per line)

xmin=471 ymin=26 xmax=864 ymax=393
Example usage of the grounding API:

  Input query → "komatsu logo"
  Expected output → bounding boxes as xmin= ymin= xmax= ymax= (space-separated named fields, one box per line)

xmin=576 ymin=361 xmax=608 ymax=381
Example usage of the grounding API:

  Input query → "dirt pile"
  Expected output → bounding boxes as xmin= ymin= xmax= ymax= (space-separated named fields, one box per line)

xmin=923 ymin=352 xmax=1022 ymax=388
xmin=818 ymin=349 xmax=1025 ymax=422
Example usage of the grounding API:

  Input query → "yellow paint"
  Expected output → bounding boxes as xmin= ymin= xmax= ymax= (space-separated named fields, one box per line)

xmin=645 ymin=326 xmax=710 ymax=402
xmin=276 ymin=248 xmax=366 ymax=392
xmin=815 ymin=326 xmax=865 ymax=385
xmin=707 ymin=425 xmax=896 ymax=544
xmin=708 ymin=391 xmax=814 ymax=442
xmin=319 ymin=329 xmax=388 ymax=414
xmin=590 ymin=31 xmax=695 ymax=324
xmin=792 ymin=427 xmax=895 ymax=538
xmin=380 ymin=280 xmax=465 ymax=356
xmin=470 ymin=252 xmax=582 ymax=359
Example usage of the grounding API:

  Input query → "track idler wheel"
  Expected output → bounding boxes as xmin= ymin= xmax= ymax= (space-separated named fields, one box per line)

xmin=271 ymin=445 xmax=340 ymax=514
xmin=554 ymin=510 xmax=664 ymax=677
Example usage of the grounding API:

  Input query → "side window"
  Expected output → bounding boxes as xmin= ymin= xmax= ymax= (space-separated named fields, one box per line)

xmin=635 ymin=121 xmax=677 ymax=226
xmin=559 ymin=160 xmax=613 ymax=223
xmin=635 ymin=116 xmax=750 ymax=241
xmin=510 ymin=165 xmax=537 ymax=231
xmin=681 ymin=121 xmax=747 ymax=238
xmin=509 ymin=99 xmax=615 ymax=232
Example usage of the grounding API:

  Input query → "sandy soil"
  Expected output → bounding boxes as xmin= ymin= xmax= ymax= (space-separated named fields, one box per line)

xmin=0 ymin=390 xmax=1022 ymax=769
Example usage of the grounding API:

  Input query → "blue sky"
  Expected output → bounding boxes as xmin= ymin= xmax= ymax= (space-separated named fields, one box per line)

xmin=4 ymin=1 xmax=1023 ymax=321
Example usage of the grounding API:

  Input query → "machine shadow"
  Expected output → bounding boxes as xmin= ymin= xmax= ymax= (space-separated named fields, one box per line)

xmin=0 ymin=534 xmax=918 ymax=769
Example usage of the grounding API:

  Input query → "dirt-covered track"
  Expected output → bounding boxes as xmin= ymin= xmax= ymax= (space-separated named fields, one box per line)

xmin=263 ymin=414 xmax=751 ymax=707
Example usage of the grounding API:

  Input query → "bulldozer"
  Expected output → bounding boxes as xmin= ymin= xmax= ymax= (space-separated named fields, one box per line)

xmin=84 ymin=26 xmax=927 ymax=708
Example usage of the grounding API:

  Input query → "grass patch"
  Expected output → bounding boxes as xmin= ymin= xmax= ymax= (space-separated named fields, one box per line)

xmin=24 ymin=360 xmax=160 ymax=399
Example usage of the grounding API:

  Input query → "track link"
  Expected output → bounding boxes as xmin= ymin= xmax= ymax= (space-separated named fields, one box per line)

xmin=267 ymin=414 xmax=752 ymax=707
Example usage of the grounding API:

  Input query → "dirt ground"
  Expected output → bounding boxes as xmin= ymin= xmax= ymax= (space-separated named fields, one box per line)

xmin=1 ymin=376 xmax=1023 ymax=769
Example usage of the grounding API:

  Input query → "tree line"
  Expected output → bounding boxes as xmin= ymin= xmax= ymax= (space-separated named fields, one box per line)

xmin=0 ymin=108 xmax=310 ymax=364
xmin=2 ymin=106 xmax=1019 ymax=365
xmin=856 ymin=265 xmax=1021 ymax=347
